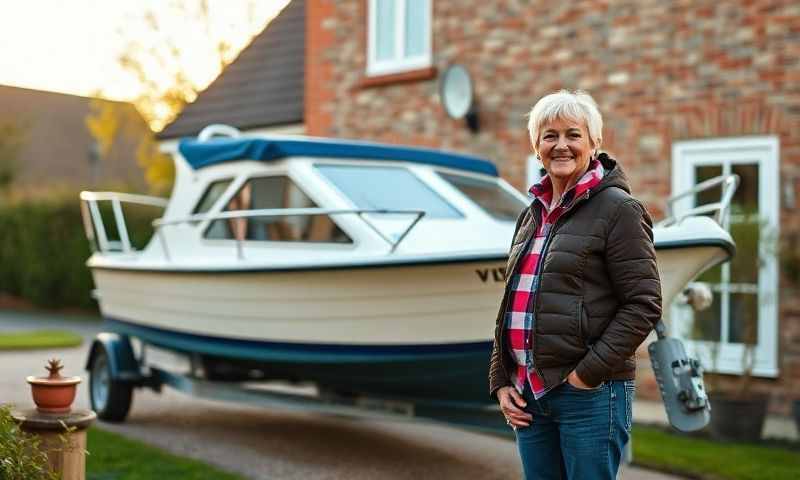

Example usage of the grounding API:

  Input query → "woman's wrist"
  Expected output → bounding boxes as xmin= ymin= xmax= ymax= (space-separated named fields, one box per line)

xmin=567 ymin=370 xmax=591 ymax=388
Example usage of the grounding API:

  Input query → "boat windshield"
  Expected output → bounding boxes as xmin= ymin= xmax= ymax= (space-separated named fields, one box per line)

xmin=193 ymin=179 xmax=234 ymax=214
xmin=437 ymin=172 xmax=527 ymax=221
xmin=205 ymin=175 xmax=352 ymax=243
xmin=315 ymin=164 xmax=462 ymax=219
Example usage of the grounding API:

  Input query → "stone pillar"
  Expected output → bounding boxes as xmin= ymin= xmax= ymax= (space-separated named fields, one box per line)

xmin=11 ymin=408 xmax=96 ymax=480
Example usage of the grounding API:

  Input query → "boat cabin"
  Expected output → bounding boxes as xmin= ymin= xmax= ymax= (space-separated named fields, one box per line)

xmin=82 ymin=127 xmax=526 ymax=269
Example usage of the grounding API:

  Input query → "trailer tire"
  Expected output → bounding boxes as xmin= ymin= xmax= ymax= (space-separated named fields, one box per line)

xmin=89 ymin=347 xmax=133 ymax=422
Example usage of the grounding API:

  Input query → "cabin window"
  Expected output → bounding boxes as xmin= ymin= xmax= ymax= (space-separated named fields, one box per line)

xmin=205 ymin=176 xmax=351 ymax=243
xmin=671 ymin=136 xmax=779 ymax=377
xmin=193 ymin=179 xmax=233 ymax=214
xmin=316 ymin=164 xmax=462 ymax=219
xmin=367 ymin=0 xmax=432 ymax=76
xmin=437 ymin=172 xmax=526 ymax=221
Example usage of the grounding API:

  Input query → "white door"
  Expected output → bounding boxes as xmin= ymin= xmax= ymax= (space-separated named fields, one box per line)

xmin=671 ymin=136 xmax=779 ymax=377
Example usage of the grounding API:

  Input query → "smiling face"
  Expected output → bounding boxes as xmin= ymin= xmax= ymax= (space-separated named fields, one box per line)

xmin=536 ymin=116 xmax=596 ymax=184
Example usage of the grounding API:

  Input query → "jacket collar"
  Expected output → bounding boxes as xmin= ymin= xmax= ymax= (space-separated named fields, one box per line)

xmin=528 ymin=157 xmax=605 ymax=210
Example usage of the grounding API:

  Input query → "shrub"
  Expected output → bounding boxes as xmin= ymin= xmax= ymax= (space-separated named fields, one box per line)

xmin=0 ymin=404 xmax=59 ymax=480
xmin=0 ymin=193 xmax=159 ymax=310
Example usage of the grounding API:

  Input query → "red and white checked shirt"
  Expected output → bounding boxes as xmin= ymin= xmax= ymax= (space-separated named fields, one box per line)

xmin=506 ymin=158 xmax=604 ymax=398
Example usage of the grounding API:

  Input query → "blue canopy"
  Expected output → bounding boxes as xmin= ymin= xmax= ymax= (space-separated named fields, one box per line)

xmin=178 ymin=137 xmax=499 ymax=177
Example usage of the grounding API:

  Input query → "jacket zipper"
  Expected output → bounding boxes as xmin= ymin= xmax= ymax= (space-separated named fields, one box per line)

xmin=528 ymin=190 xmax=592 ymax=385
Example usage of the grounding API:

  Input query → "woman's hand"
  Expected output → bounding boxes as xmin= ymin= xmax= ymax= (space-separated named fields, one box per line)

xmin=566 ymin=370 xmax=593 ymax=389
xmin=497 ymin=386 xmax=532 ymax=428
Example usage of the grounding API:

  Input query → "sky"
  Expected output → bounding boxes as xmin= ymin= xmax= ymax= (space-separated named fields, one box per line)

xmin=0 ymin=0 xmax=289 ymax=101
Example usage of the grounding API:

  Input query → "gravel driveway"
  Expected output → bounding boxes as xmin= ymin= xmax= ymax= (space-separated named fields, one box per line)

xmin=0 ymin=310 xmax=683 ymax=480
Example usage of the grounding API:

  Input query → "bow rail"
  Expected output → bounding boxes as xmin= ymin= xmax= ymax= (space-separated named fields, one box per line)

xmin=657 ymin=174 xmax=740 ymax=228
xmin=79 ymin=190 xmax=425 ymax=260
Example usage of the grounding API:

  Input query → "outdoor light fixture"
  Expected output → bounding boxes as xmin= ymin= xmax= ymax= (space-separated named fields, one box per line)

xmin=440 ymin=64 xmax=479 ymax=133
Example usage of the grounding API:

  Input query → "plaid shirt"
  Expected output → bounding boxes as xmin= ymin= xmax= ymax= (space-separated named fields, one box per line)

xmin=506 ymin=159 xmax=604 ymax=398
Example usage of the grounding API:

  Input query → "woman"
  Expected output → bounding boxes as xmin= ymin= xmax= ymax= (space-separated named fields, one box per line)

xmin=489 ymin=90 xmax=662 ymax=479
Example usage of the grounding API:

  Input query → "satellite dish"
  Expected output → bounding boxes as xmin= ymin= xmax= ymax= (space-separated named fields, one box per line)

xmin=440 ymin=65 xmax=473 ymax=119
xmin=440 ymin=65 xmax=479 ymax=132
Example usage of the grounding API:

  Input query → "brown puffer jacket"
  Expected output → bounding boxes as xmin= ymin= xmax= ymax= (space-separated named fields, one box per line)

xmin=489 ymin=153 xmax=662 ymax=397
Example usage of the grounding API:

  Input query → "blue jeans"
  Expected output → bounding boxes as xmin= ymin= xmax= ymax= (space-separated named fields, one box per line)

xmin=514 ymin=380 xmax=635 ymax=480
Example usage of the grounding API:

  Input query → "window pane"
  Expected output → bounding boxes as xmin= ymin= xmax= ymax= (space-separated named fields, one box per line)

xmin=729 ymin=219 xmax=760 ymax=284
xmin=691 ymin=290 xmax=721 ymax=341
xmin=438 ymin=172 xmax=525 ymax=221
xmin=375 ymin=0 xmax=396 ymax=61
xmin=731 ymin=164 xmax=759 ymax=214
xmin=729 ymin=164 xmax=760 ymax=284
xmin=193 ymin=179 xmax=233 ymax=214
xmin=729 ymin=293 xmax=758 ymax=344
xmin=404 ymin=0 xmax=428 ymax=58
xmin=316 ymin=165 xmax=462 ymax=219
xmin=206 ymin=176 xmax=350 ymax=243
xmin=694 ymin=165 xmax=723 ymax=211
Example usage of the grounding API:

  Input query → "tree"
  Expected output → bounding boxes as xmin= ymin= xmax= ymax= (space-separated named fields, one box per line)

xmin=95 ymin=0 xmax=278 ymax=192
xmin=84 ymin=97 xmax=171 ymax=193
xmin=118 ymin=0 xmax=275 ymax=129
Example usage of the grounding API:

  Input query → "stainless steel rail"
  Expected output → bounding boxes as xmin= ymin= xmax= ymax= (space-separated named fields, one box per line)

xmin=79 ymin=191 xmax=168 ymax=253
xmin=657 ymin=174 xmax=740 ymax=227
xmin=79 ymin=190 xmax=427 ymax=260
xmin=152 ymin=207 xmax=426 ymax=260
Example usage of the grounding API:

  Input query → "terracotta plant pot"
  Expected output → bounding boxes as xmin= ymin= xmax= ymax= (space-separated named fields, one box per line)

xmin=26 ymin=358 xmax=81 ymax=414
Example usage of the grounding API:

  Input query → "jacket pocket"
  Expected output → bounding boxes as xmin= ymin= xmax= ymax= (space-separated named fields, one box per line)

xmin=576 ymin=299 xmax=589 ymax=348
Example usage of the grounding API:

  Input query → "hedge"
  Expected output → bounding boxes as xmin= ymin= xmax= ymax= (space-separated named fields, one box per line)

xmin=0 ymin=193 xmax=159 ymax=310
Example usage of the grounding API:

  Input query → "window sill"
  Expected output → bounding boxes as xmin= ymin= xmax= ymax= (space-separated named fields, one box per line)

xmin=356 ymin=66 xmax=437 ymax=90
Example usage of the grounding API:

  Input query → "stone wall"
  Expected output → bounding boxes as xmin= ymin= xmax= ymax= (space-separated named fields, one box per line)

xmin=306 ymin=0 xmax=800 ymax=413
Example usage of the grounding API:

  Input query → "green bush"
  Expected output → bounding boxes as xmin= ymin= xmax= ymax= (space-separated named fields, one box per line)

xmin=0 ymin=405 xmax=59 ymax=480
xmin=0 ymin=193 xmax=159 ymax=310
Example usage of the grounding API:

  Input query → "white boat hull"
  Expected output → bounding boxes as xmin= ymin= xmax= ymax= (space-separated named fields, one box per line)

xmin=92 ymin=259 xmax=509 ymax=346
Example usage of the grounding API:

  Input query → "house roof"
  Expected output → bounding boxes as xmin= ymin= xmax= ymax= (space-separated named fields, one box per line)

xmin=178 ymin=136 xmax=499 ymax=176
xmin=0 ymin=84 xmax=149 ymax=188
xmin=158 ymin=0 xmax=305 ymax=140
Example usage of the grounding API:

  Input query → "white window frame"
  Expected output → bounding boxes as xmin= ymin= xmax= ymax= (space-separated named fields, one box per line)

xmin=367 ymin=0 xmax=432 ymax=77
xmin=671 ymin=136 xmax=780 ymax=377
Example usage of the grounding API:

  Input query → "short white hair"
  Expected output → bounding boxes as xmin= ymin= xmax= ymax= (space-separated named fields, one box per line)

xmin=526 ymin=89 xmax=603 ymax=153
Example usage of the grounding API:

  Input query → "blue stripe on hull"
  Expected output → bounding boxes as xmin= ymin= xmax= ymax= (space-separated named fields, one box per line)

xmin=104 ymin=318 xmax=492 ymax=363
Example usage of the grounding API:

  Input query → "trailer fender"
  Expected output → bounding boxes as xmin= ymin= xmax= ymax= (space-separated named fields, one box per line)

xmin=85 ymin=333 xmax=142 ymax=383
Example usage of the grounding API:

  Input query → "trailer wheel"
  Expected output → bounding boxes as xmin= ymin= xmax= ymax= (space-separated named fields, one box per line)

xmin=89 ymin=347 xmax=133 ymax=422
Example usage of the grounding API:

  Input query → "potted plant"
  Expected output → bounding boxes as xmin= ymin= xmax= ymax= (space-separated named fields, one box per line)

xmin=704 ymin=213 xmax=770 ymax=442
xmin=26 ymin=358 xmax=81 ymax=413
xmin=706 ymin=344 xmax=770 ymax=442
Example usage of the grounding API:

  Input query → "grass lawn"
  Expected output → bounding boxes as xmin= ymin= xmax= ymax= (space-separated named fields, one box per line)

xmin=0 ymin=330 xmax=83 ymax=350
xmin=633 ymin=424 xmax=800 ymax=480
xmin=87 ymin=427 xmax=247 ymax=480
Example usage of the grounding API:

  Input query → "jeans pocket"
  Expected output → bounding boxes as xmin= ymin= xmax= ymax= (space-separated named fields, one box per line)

xmin=624 ymin=380 xmax=635 ymax=432
xmin=563 ymin=380 xmax=605 ymax=393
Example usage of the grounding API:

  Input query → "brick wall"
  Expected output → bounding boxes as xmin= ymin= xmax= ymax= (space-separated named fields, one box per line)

xmin=305 ymin=0 xmax=800 ymax=413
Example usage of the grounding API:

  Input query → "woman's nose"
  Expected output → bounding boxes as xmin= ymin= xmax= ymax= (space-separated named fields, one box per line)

xmin=555 ymin=136 xmax=569 ymax=150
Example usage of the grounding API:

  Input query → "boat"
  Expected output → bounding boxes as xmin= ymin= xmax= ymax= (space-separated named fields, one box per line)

xmin=80 ymin=125 xmax=735 ymax=423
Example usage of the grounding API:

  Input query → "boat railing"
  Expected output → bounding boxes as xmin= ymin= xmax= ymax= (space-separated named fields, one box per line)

xmin=79 ymin=191 xmax=169 ymax=253
xmin=152 ymin=208 xmax=426 ymax=260
xmin=657 ymin=174 xmax=740 ymax=228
